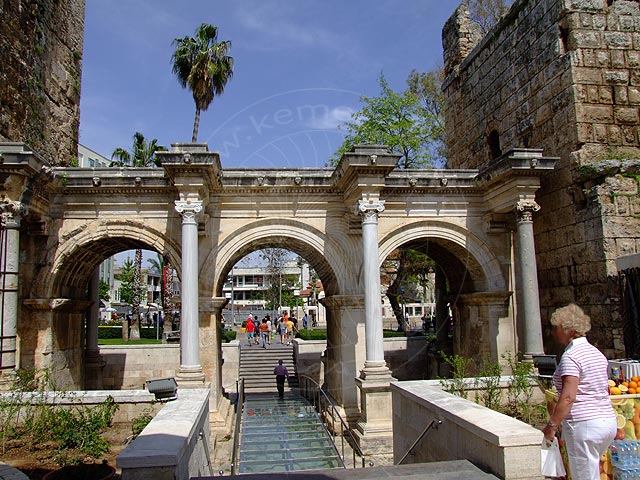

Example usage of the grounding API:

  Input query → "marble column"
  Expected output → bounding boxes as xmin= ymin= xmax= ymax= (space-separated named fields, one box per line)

xmin=175 ymin=199 xmax=205 ymax=384
xmin=353 ymin=199 xmax=394 ymax=455
xmin=356 ymin=199 xmax=388 ymax=376
xmin=515 ymin=199 xmax=544 ymax=357
xmin=85 ymin=268 xmax=105 ymax=389
xmin=0 ymin=201 xmax=24 ymax=381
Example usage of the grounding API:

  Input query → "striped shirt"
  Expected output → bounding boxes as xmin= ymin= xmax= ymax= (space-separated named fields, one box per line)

xmin=553 ymin=337 xmax=615 ymax=422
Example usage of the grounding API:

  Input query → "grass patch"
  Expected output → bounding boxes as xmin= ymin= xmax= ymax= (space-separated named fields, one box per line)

xmin=296 ymin=329 xmax=327 ymax=340
xmin=98 ymin=339 xmax=162 ymax=346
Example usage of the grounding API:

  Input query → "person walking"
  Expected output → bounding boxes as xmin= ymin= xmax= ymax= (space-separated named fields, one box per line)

xmin=285 ymin=316 xmax=295 ymax=346
xmin=542 ymin=303 xmax=616 ymax=480
xmin=302 ymin=313 xmax=308 ymax=329
xmin=273 ymin=359 xmax=289 ymax=399
xmin=245 ymin=316 xmax=255 ymax=347
xmin=266 ymin=315 xmax=273 ymax=345
xmin=278 ymin=317 xmax=287 ymax=344
xmin=253 ymin=318 xmax=260 ymax=345
xmin=259 ymin=319 xmax=270 ymax=349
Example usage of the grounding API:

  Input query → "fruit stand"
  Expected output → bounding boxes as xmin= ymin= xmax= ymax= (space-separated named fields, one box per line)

xmin=546 ymin=377 xmax=640 ymax=480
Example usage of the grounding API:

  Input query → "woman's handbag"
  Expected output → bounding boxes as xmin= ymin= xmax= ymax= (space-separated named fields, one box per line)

xmin=541 ymin=437 xmax=567 ymax=478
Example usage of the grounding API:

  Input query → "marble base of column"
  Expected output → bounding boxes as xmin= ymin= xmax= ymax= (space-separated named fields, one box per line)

xmin=352 ymin=373 xmax=395 ymax=455
xmin=176 ymin=367 xmax=206 ymax=387
xmin=84 ymin=349 xmax=106 ymax=390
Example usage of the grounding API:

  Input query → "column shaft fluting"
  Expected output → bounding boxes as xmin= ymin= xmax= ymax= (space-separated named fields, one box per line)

xmin=357 ymin=200 xmax=386 ymax=368
xmin=175 ymin=200 xmax=203 ymax=372
xmin=515 ymin=200 xmax=544 ymax=356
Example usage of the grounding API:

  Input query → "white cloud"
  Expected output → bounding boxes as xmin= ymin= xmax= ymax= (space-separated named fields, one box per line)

xmin=234 ymin=2 xmax=349 ymax=52
xmin=306 ymin=106 xmax=353 ymax=130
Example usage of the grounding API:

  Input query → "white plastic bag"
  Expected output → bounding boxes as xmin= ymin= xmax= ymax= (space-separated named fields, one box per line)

xmin=541 ymin=437 xmax=566 ymax=478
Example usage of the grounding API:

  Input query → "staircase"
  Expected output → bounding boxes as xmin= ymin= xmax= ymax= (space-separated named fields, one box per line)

xmin=237 ymin=393 xmax=344 ymax=474
xmin=239 ymin=342 xmax=299 ymax=393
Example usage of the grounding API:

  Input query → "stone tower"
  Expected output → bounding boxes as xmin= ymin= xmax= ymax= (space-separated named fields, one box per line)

xmin=443 ymin=0 xmax=640 ymax=356
xmin=0 ymin=0 xmax=85 ymax=166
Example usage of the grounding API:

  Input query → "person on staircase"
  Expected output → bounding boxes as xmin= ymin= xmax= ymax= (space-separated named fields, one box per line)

xmin=245 ymin=316 xmax=255 ymax=346
xmin=260 ymin=318 xmax=270 ymax=349
xmin=274 ymin=359 xmax=289 ymax=399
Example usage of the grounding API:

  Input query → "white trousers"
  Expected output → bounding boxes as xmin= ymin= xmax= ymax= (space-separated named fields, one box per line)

xmin=562 ymin=416 xmax=617 ymax=480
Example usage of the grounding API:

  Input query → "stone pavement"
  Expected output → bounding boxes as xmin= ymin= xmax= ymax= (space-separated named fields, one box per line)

xmin=0 ymin=463 xmax=28 ymax=480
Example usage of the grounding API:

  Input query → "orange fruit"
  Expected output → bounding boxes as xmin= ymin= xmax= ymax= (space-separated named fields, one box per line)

xmin=622 ymin=382 xmax=630 ymax=388
xmin=632 ymin=376 xmax=640 ymax=383
xmin=628 ymin=388 xmax=637 ymax=394
xmin=611 ymin=387 xmax=622 ymax=395
xmin=630 ymin=381 xmax=638 ymax=389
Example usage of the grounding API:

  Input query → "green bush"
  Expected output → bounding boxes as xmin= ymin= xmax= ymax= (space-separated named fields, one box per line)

xmin=98 ymin=325 xmax=162 ymax=339
xmin=296 ymin=329 xmax=327 ymax=340
xmin=383 ymin=330 xmax=406 ymax=338
xmin=221 ymin=330 xmax=237 ymax=343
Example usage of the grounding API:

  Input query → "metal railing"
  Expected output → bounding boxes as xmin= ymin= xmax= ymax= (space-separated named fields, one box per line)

xmin=397 ymin=418 xmax=443 ymax=465
xmin=230 ymin=377 xmax=245 ymax=476
xmin=298 ymin=375 xmax=368 ymax=469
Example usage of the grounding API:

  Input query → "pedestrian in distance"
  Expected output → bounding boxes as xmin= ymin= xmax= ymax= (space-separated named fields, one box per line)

xmin=285 ymin=317 xmax=295 ymax=346
xmin=245 ymin=317 xmax=255 ymax=346
xmin=278 ymin=317 xmax=287 ymax=344
xmin=266 ymin=315 xmax=272 ymax=345
xmin=253 ymin=318 xmax=260 ymax=344
xmin=274 ymin=359 xmax=288 ymax=399
xmin=259 ymin=318 xmax=270 ymax=349
xmin=302 ymin=313 xmax=308 ymax=329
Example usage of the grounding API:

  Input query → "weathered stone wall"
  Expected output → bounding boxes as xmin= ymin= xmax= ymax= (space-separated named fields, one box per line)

xmin=0 ymin=0 xmax=85 ymax=165
xmin=443 ymin=0 xmax=640 ymax=356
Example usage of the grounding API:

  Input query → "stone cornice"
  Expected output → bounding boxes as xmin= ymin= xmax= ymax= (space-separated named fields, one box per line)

xmin=23 ymin=298 xmax=92 ymax=312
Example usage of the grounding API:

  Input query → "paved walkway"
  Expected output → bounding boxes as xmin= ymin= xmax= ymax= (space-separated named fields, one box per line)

xmin=0 ymin=463 xmax=28 ymax=480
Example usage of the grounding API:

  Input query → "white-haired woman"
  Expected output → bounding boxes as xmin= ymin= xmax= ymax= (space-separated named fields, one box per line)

xmin=542 ymin=303 xmax=616 ymax=480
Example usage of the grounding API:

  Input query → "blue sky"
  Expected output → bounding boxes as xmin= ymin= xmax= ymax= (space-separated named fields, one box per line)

xmin=80 ymin=1 xmax=459 ymax=169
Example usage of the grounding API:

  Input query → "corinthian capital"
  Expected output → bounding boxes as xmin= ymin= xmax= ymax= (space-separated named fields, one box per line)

xmin=357 ymin=199 xmax=385 ymax=224
xmin=175 ymin=200 xmax=203 ymax=225
xmin=0 ymin=201 xmax=27 ymax=228
xmin=515 ymin=200 xmax=540 ymax=223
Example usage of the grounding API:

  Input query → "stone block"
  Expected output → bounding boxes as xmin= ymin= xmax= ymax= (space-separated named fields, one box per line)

xmin=576 ymin=104 xmax=614 ymax=122
xmin=605 ymin=70 xmax=630 ymax=84
xmin=615 ymin=106 xmax=640 ymax=125
xmin=571 ymin=29 xmax=602 ymax=48
xmin=596 ymin=49 xmax=611 ymax=67
xmin=627 ymin=51 xmax=640 ymax=68
xmin=601 ymin=85 xmax=614 ymax=103
xmin=611 ymin=1 xmax=640 ymax=16
xmin=562 ymin=0 xmax=606 ymax=11
xmin=605 ymin=31 xmax=633 ymax=49
xmin=614 ymin=86 xmax=629 ymax=104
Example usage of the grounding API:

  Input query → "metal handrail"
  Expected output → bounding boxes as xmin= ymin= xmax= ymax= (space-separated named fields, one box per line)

xmin=397 ymin=418 xmax=442 ymax=465
xmin=230 ymin=377 xmax=245 ymax=476
xmin=298 ymin=375 xmax=368 ymax=468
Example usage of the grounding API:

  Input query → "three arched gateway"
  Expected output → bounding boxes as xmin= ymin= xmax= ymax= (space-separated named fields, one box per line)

xmin=0 ymin=141 xmax=556 ymax=440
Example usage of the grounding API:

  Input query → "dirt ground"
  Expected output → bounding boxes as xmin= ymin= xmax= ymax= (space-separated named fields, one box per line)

xmin=1 ymin=423 xmax=131 ymax=480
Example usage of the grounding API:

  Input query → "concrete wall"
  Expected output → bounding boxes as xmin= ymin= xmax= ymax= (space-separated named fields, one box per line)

xmin=443 ymin=0 xmax=640 ymax=357
xmin=221 ymin=340 xmax=240 ymax=393
xmin=100 ymin=345 xmax=179 ymax=390
xmin=392 ymin=381 xmax=543 ymax=480
xmin=117 ymin=388 xmax=212 ymax=480
xmin=0 ymin=0 xmax=84 ymax=165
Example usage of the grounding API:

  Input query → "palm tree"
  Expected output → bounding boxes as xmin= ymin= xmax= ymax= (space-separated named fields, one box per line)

xmin=147 ymin=254 xmax=174 ymax=333
xmin=112 ymin=133 xmax=166 ymax=340
xmin=171 ymin=23 xmax=234 ymax=142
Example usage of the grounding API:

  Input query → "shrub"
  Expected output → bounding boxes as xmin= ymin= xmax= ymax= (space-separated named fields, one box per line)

xmin=296 ymin=329 xmax=327 ymax=340
xmin=383 ymin=329 xmax=406 ymax=338
xmin=221 ymin=330 xmax=237 ymax=343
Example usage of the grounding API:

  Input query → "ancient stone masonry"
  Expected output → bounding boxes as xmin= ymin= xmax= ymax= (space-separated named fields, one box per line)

xmin=0 ymin=0 xmax=85 ymax=166
xmin=443 ymin=0 xmax=640 ymax=356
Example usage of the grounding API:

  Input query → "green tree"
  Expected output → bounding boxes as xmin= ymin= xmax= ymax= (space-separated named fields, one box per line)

xmin=98 ymin=280 xmax=110 ymax=302
xmin=465 ymin=0 xmax=514 ymax=33
xmin=116 ymin=258 xmax=136 ymax=305
xmin=260 ymin=249 xmax=293 ymax=311
xmin=147 ymin=254 xmax=174 ymax=331
xmin=111 ymin=133 xmax=166 ymax=340
xmin=172 ymin=23 xmax=234 ymax=142
xmin=110 ymin=132 xmax=166 ymax=168
xmin=406 ymin=67 xmax=446 ymax=164
xmin=332 ymin=74 xmax=439 ymax=168
xmin=115 ymin=257 xmax=142 ymax=340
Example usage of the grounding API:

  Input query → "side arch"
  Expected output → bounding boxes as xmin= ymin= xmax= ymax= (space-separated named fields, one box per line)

xmin=202 ymin=218 xmax=350 ymax=298
xmin=378 ymin=220 xmax=506 ymax=292
xmin=35 ymin=220 xmax=182 ymax=299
